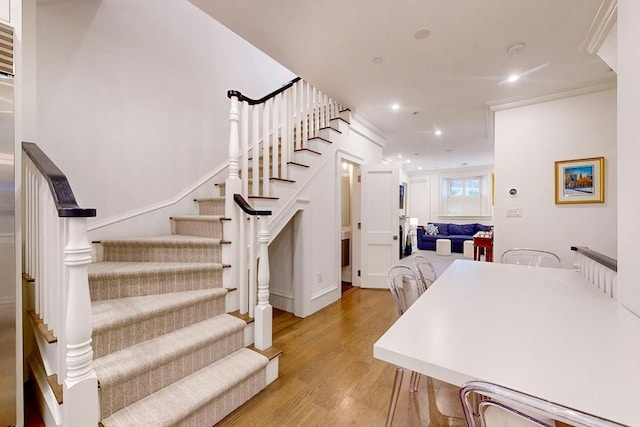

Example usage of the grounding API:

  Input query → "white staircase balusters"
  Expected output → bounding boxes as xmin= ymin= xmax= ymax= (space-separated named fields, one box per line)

xmin=271 ymin=94 xmax=280 ymax=182
xmin=226 ymin=94 xmax=242 ymax=297
xmin=251 ymin=105 xmax=260 ymax=197
xmin=262 ymin=100 xmax=271 ymax=197
xmin=241 ymin=102 xmax=249 ymax=198
xmin=226 ymin=78 xmax=342 ymax=350
xmin=248 ymin=214 xmax=257 ymax=317
xmin=23 ymin=142 xmax=99 ymax=427
xmin=254 ymin=216 xmax=272 ymax=350
xmin=63 ymin=217 xmax=99 ymax=427
xmin=572 ymin=248 xmax=617 ymax=299
xmin=281 ymin=89 xmax=290 ymax=180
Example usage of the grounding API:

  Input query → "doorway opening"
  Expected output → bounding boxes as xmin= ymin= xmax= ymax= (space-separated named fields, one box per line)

xmin=340 ymin=159 xmax=360 ymax=293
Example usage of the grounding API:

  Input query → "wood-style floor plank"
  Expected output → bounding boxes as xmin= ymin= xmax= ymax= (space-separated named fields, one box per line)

xmin=217 ymin=287 xmax=466 ymax=426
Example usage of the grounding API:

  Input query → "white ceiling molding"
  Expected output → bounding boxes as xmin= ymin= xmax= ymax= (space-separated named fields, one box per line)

xmin=350 ymin=112 xmax=387 ymax=149
xmin=578 ymin=0 xmax=617 ymax=54
xmin=485 ymin=79 xmax=617 ymax=142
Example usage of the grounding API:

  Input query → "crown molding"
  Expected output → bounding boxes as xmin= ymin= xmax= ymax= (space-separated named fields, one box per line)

xmin=485 ymin=79 xmax=617 ymax=142
xmin=350 ymin=111 xmax=387 ymax=148
xmin=578 ymin=0 xmax=617 ymax=53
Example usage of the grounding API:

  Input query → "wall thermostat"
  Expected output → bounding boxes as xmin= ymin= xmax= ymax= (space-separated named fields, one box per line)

xmin=509 ymin=188 xmax=517 ymax=195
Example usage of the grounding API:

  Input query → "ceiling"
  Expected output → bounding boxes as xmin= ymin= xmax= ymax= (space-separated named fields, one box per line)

xmin=191 ymin=0 xmax=615 ymax=172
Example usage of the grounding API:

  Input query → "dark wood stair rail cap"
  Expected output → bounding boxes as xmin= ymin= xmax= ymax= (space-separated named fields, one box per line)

xmin=570 ymin=246 xmax=617 ymax=272
xmin=22 ymin=142 xmax=96 ymax=218
xmin=227 ymin=77 xmax=301 ymax=106
xmin=234 ymin=194 xmax=272 ymax=217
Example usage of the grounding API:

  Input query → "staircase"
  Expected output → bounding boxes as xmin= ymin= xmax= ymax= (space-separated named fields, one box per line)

xmin=22 ymin=77 xmax=347 ymax=426
xmin=90 ymin=197 xmax=269 ymax=426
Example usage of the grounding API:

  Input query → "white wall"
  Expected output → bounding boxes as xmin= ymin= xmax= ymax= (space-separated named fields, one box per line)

xmin=269 ymin=218 xmax=295 ymax=312
xmin=408 ymin=165 xmax=494 ymax=226
xmin=494 ymin=89 xmax=617 ymax=269
xmin=617 ymin=1 xmax=640 ymax=316
xmin=36 ymin=0 xmax=296 ymax=240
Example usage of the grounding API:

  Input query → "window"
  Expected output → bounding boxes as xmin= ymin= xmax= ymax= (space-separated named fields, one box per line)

xmin=440 ymin=175 xmax=489 ymax=217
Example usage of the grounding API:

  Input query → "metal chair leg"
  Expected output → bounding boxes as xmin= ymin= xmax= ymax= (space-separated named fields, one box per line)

xmin=385 ymin=366 xmax=404 ymax=427
xmin=409 ymin=370 xmax=420 ymax=392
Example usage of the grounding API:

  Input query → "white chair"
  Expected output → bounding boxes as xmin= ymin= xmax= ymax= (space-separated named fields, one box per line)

xmin=412 ymin=254 xmax=438 ymax=290
xmin=460 ymin=381 xmax=626 ymax=427
xmin=500 ymin=249 xmax=561 ymax=268
xmin=384 ymin=264 xmax=427 ymax=427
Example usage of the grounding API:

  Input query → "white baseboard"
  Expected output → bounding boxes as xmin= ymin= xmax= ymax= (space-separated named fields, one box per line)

xmin=269 ymin=289 xmax=293 ymax=313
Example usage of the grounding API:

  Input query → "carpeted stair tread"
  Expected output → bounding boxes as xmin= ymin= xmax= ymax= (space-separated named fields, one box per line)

xmin=92 ymin=289 xmax=227 ymax=334
xmin=194 ymin=197 xmax=225 ymax=202
xmin=94 ymin=314 xmax=246 ymax=385
xmin=94 ymin=314 xmax=247 ymax=417
xmin=194 ymin=198 xmax=225 ymax=216
xmin=170 ymin=215 xmax=225 ymax=221
xmin=100 ymin=235 xmax=222 ymax=263
xmin=89 ymin=261 xmax=221 ymax=277
xmin=100 ymin=235 xmax=221 ymax=246
xmin=88 ymin=262 xmax=223 ymax=301
xmin=171 ymin=216 xmax=225 ymax=238
xmin=100 ymin=348 xmax=268 ymax=427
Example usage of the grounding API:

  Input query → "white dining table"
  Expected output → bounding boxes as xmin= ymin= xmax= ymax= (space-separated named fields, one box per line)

xmin=373 ymin=260 xmax=640 ymax=426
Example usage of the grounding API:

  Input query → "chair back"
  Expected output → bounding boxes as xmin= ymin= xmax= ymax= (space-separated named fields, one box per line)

xmin=460 ymin=381 xmax=626 ymax=427
xmin=386 ymin=264 xmax=426 ymax=316
xmin=412 ymin=255 xmax=438 ymax=289
xmin=500 ymin=249 xmax=561 ymax=268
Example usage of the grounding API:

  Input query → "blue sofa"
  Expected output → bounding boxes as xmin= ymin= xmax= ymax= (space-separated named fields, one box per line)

xmin=417 ymin=222 xmax=492 ymax=253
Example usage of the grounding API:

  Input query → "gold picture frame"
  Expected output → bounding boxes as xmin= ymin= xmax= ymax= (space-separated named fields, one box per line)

xmin=555 ymin=157 xmax=604 ymax=204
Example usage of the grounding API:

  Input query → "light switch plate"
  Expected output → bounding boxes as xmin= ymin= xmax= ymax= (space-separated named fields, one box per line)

xmin=506 ymin=208 xmax=522 ymax=218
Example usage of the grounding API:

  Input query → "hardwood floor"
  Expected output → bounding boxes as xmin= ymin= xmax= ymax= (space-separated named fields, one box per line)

xmin=217 ymin=287 xmax=466 ymax=426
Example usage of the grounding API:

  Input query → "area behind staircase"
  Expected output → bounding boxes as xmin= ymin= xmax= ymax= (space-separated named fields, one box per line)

xmin=90 ymin=197 xmax=268 ymax=426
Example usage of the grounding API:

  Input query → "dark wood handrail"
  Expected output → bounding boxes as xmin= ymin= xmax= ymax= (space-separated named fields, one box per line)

xmin=234 ymin=194 xmax=271 ymax=216
xmin=22 ymin=142 xmax=96 ymax=218
xmin=571 ymin=246 xmax=617 ymax=272
xmin=227 ymin=77 xmax=301 ymax=105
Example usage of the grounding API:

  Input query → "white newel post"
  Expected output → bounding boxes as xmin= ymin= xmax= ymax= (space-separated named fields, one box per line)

xmin=63 ymin=217 xmax=99 ymax=427
xmin=254 ymin=216 xmax=272 ymax=350
xmin=227 ymin=95 xmax=242 ymax=291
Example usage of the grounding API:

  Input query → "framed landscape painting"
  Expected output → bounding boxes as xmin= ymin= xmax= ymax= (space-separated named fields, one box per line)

xmin=555 ymin=157 xmax=604 ymax=204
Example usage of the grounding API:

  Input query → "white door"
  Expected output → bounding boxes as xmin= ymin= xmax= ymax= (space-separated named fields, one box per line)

xmin=360 ymin=164 xmax=400 ymax=288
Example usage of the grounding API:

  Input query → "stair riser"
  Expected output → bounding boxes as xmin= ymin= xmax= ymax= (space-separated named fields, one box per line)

xmin=172 ymin=219 xmax=224 ymax=239
xmin=286 ymin=164 xmax=311 ymax=183
xmin=178 ymin=369 xmax=265 ymax=427
xmin=90 ymin=268 xmax=222 ymax=301
xmin=196 ymin=200 xmax=225 ymax=216
xmin=99 ymin=330 xmax=244 ymax=418
xmin=102 ymin=244 xmax=222 ymax=263
xmin=93 ymin=297 xmax=225 ymax=359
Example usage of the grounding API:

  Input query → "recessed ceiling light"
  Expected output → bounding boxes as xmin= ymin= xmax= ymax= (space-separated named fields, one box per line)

xmin=507 ymin=74 xmax=520 ymax=83
xmin=418 ymin=166 xmax=423 ymax=170
xmin=372 ymin=57 xmax=383 ymax=65
xmin=397 ymin=154 xmax=402 ymax=159
xmin=406 ymin=159 xmax=411 ymax=164
xmin=414 ymin=28 xmax=430 ymax=40
xmin=435 ymin=130 xmax=443 ymax=136
xmin=392 ymin=104 xmax=400 ymax=110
